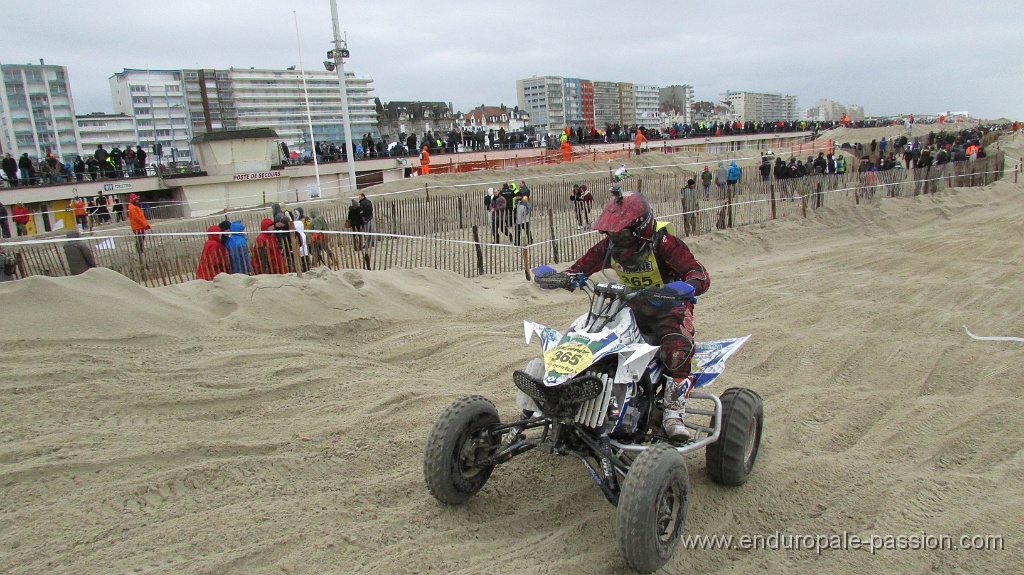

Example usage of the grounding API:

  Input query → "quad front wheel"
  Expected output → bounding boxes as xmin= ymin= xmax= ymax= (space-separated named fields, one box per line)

xmin=705 ymin=387 xmax=763 ymax=486
xmin=423 ymin=395 xmax=500 ymax=505
xmin=615 ymin=444 xmax=690 ymax=573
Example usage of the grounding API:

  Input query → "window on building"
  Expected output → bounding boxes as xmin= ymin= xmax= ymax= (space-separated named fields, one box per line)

xmin=132 ymin=96 xmax=150 ymax=104
xmin=24 ymin=70 xmax=43 ymax=82
xmin=130 ymin=85 xmax=147 ymax=93
xmin=167 ymin=85 xmax=180 ymax=92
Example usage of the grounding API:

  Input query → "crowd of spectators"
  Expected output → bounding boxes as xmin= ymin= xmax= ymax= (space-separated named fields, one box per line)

xmin=0 ymin=144 xmax=152 ymax=188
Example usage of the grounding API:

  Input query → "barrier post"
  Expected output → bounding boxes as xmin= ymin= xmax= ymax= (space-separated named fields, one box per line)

xmin=471 ymin=225 xmax=484 ymax=275
xmin=522 ymin=247 xmax=530 ymax=280
xmin=548 ymin=208 xmax=560 ymax=264
xmin=770 ymin=185 xmax=777 ymax=219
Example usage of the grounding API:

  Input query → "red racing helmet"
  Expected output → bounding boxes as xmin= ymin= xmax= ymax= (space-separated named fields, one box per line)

xmin=592 ymin=190 xmax=655 ymax=246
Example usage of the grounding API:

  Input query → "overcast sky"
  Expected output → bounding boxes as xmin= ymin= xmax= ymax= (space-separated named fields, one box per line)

xmin=3 ymin=0 xmax=1022 ymax=120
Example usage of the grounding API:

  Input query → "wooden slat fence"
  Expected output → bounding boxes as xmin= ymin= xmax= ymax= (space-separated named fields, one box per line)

xmin=1 ymin=152 xmax=1006 ymax=287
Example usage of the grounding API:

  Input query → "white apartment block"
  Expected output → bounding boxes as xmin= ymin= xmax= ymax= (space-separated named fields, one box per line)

xmin=76 ymin=113 xmax=138 ymax=158
xmin=720 ymin=91 xmax=798 ymax=122
xmin=0 ymin=60 xmax=82 ymax=161
xmin=517 ymin=76 xmax=568 ymax=134
xmin=110 ymin=69 xmax=191 ymax=164
xmin=110 ymin=67 xmax=378 ymax=162
xmin=634 ymin=84 xmax=660 ymax=126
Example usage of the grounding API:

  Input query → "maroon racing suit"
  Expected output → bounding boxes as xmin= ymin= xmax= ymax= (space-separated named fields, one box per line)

xmin=565 ymin=232 xmax=710 ymax=378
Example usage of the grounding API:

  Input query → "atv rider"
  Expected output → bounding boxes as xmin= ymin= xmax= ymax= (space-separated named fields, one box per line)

xmin=564 ymin=188 xmax=710 ymax=440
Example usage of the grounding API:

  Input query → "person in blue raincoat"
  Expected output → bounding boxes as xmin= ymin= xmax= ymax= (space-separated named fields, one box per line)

xmin=224 ymin=220 xmax=252 ymax=274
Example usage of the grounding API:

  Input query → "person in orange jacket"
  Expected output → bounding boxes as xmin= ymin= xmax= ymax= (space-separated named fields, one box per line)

xmin=127 ymin=193 xmax=151 ymax=253
xmin=71 ymin=197 xmax=87 ymax=230
xmin=420 ymin=145 xmax=430 ymax=175
xmin=634 ymin=128 xmax=648 ymax=154
xmin=560 ymin=139 xmax=572 ymax=162
xmin=196 ymin=225 xmax=229 ymax=280
xmin=252 ymin=217 xmax=288 ymax=274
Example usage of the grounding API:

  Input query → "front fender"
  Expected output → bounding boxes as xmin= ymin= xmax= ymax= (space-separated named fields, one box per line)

xmin=524 ymin=320 xmax=562 ymax=352
xmin=615 ymin=343 xmax=659 ymax=383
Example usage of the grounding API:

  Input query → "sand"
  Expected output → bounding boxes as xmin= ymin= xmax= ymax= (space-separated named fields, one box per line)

xmin=2 ymin=132 xmax=1023 ymax=574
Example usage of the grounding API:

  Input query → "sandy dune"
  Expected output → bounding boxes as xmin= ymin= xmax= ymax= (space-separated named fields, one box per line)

xmin=2 ymin=134 xmax=1022 ymax=574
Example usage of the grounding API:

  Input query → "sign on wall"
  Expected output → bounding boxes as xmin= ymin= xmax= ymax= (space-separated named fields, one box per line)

xmin=233 ymin=170 xmax=282 ymax=182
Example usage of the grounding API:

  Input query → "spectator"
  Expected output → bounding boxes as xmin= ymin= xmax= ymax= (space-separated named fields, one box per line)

xmin=292 ymin=215 xmax=310 ymax=271
xmin=63 ymin=228 xmax=97 ymax=275
xmin=571 ymin=184 xmax=593 ymax=230
xmin=12 ymin=203 xmax=30 ymax=236
xmin=681 ymin=178 xmax=698 ymax=237
xmin=94 ymin=192 xmax=111 ymax=225
xmin=634 ymin=128 xmax=648 ymax=154
xmin=307 ymin=207 xmax=337 ymax=268
xmin=420 ymin=145 xmax=430 ymax=175
xmin=561 ymin=138 xmax=572 ymax=162
xmin=18 ymin=153 xmax=35 ymax=185
xmin=700 ymin=165 xmax=713 ymax=199
xmin=0 ymin=244 xmax=17 ymax=281
xmin=127 ymin=194 xmax=151 ymax=254
xmin=73 ymin=156 xmax=85 ymax=182
xmin=71 ymin=196 xmax=88 ymax=231
xmin=224 ymin=221 xmax=252 ymax=274
xmin=196 ymin=224 xmax=230 ymax=280
xmin=86 ymin=156 xmax=99 ymax=181
xmin=112 ymin=196 xmax=125 ymax=222
xmin=271 ymin=203 xmax=294 ymax=266
xmin=514 ymin=193 xmax=533 ymax=246
xmin=714 ymin=161 xmax=728 ymax=196
xmin=2 ymin=153 xmax=17 ymax=186
xmin=217 ymin=219 xmax=232 ymax=245
xmin=252 ymin=217 xmax=288 ymax=274
xmin=358 ymin=193 xmax=376 ymax=247
xmin=726 ymin=160 xmax=741 ymax=192
xmin=489 ymin=188 xmax=508 ymax=242
xmin=0 ymin=202 xmax=9 ymax=238
xmin=135 ymin=146 xmax=147 ymax=176
xmin=122 ymin=146 xmax=136 ymax=177
xmin=346 ymin=198 xmax=365 ymax=250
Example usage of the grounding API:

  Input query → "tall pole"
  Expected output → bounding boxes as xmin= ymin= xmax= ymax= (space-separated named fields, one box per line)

xmin=329 ymin=0 xmax=358 ymax=196
xmin=294 ymin=10 xmax=322 ymax=196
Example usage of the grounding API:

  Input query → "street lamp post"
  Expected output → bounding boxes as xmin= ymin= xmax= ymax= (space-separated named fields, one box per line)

xmin=328 ymin=0 xmax=358 ymax=195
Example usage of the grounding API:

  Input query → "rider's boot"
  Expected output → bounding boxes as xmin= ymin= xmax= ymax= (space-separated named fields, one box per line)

xmin=663 ymin=376 xmax=693 ymax=441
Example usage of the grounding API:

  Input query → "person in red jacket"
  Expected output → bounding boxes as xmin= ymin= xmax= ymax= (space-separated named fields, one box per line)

xmin=564 ymin=188 xmax=710 ymax=440
xmin=11 ymin=203 xmax=30 ymax=236
xmin=252 ymin=217 xmax=287 ymax=275
xmin=196 ymin=225 xmax=229 ymax=280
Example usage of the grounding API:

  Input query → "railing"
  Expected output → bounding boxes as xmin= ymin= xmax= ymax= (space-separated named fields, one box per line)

xmin=0 ymin=151 xmax=1007 ymax=287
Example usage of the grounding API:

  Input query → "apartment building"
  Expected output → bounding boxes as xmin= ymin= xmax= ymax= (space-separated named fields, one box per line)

xmin=719 ymin=91 xmax=798 ymax=123
xmin=110 ymin=67 xmax=378 ymax=163
xmin=76 ymin=112 xmax=137 ymax=156
xmin=0 ymin=60 xmax=82 ymax=161
xmin=659 ymin=85 xmax=694 ymax=124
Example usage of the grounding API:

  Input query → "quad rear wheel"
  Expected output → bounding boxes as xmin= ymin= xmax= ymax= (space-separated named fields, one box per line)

xmin=615 ymin=444 xmax=690 ymax=573
xmin=705 ymin=387 xmax=763 ymax=486
xmin=424 ymin=395 xmax=500 ymax=505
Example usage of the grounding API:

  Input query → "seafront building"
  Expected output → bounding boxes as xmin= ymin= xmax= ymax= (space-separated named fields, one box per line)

xmin=109 ymin=67 xmax=378 ymax=164
xmin=0 ymin=60 xmax=83 ymax=161
xmin=76 ymin=112 xmax=138 ymax=157
xmin=517 ymin=76 xmax=663 ymax=135
xmin=719 ymin=91 xmax=798 ymax=123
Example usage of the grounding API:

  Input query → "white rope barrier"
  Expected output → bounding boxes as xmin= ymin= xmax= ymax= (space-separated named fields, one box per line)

xmin=963 ymin=325 xmax=1024 ymax=343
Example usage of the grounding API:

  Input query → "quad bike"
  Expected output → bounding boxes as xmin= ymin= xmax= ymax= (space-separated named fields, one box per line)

xmin=423 ymin=268 xmax=763 ymax=573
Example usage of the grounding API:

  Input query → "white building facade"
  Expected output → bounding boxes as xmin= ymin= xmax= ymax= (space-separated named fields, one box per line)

xmin=720 ymin=91 xmax=798 ymax=123
xmin=75 ymin=113 xmax=138 ymax=157
xmin=0 ymin=61 xmax=82 ymax=161
xmin=110 ymin=67 xmax=378 ymax=162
